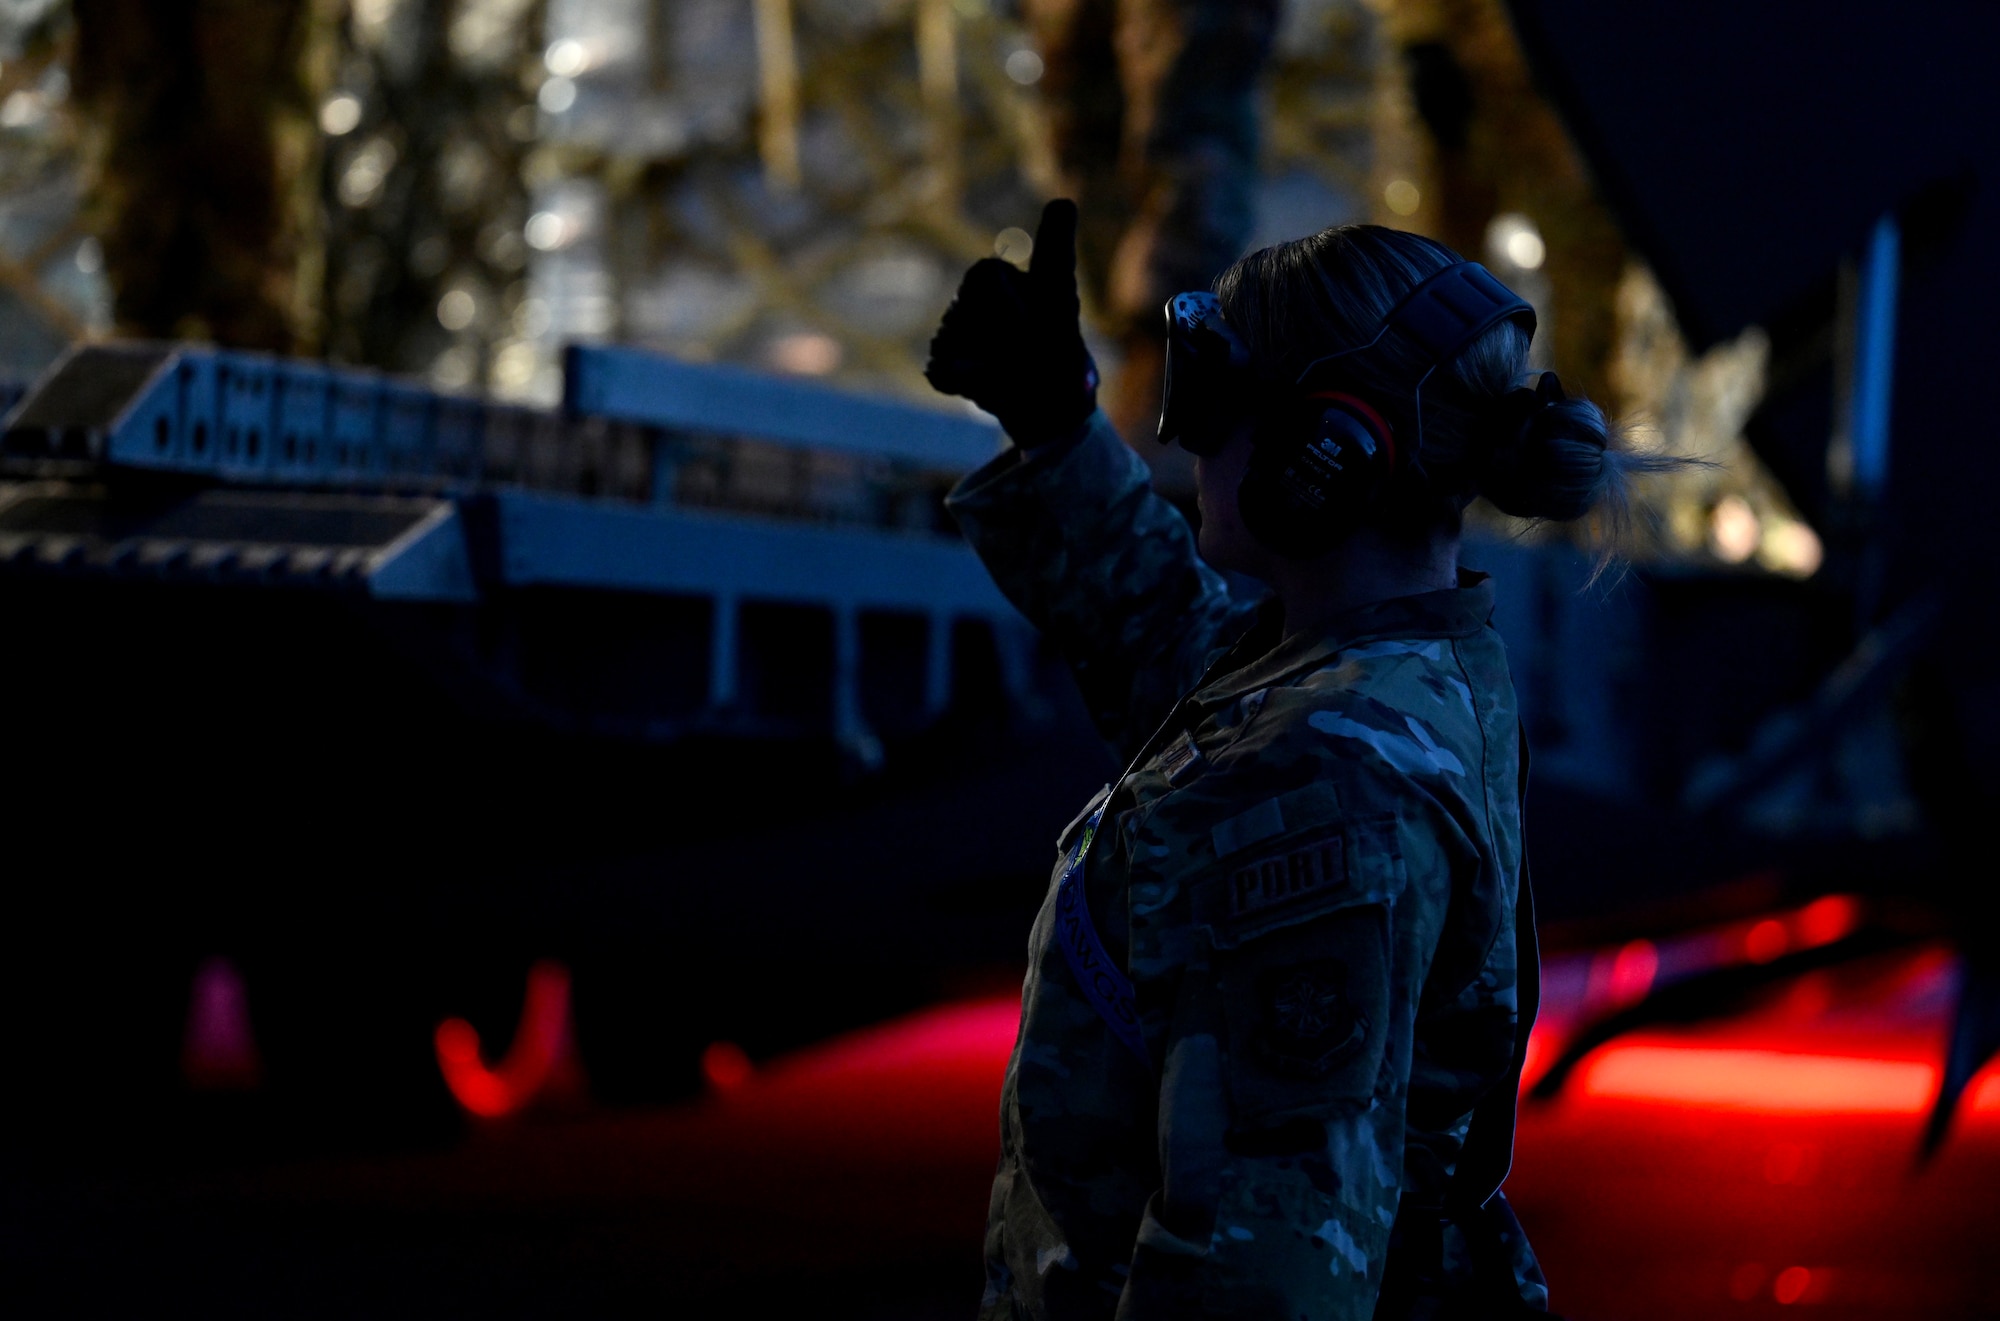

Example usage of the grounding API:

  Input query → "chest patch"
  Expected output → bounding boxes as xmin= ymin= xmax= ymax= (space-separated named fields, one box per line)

xmin=1227 ymin=832 xmax=1344 ymax=920
xmin=1157 ymin=729 xmax=1206 ymax=785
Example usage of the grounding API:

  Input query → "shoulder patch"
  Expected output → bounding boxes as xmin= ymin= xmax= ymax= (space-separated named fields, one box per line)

xmin=1210 ymin=796 xmax=1285 ymax=859
xmin=1215 ymin=895 xmax=1391 ymax=1119
xmin=1256 ymin=957 xmax=1367 ymax=1077
xmin=1225 ymin=830 xmax=1344 ymax=922
xmin=1193 ymin=812 xmax=1403 ymax=951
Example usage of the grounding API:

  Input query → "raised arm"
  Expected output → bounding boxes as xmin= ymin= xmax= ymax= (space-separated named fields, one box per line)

xmin=926 ymin=199 xmax=1263 ymax=754
xmin=947 ymin=414 xmax=1259 ymax=756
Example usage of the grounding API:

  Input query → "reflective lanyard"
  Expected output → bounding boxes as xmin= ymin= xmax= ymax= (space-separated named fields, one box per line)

xmin=1052 ymin=801 xmax=1151 ymax=1070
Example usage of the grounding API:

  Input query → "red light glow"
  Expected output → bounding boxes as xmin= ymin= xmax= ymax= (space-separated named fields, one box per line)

xmin=1581 ymin=1044 xmax=1936 ymax=1114
xmin=1607 ymin=939 xmax=1658 ymax=1005
xmin=1773 ymin=1265 xmax=1813 ymax=1304
xmin=597 ymin=939 xmax=1990 ymax=1321
xmin=1729 ymin=1263 xmax=1767 ymax=1301
xmin=701 ymin=1041 xmax=754 ymax=1092
xmin=701 ymin=995 xmax=1021 ymax=1160
xmin=1744 ymin=919 xmax=1788 ymax=963
xmin=1521 ymin=1026 xmax=1549 ymax=1089
xmin=433 ymin=959 xmax=580 ymax=1119
xmin=1794 ymin=894 xmax=1860 ymax=947
xmin=1762 ymin=1141 xmax=1820 ymax=1186
xmin=181 ymin=956 xmax=262 ymax=1091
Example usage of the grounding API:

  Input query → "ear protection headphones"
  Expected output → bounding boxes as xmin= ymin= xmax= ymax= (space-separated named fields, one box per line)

xmin=1159 ymin=262 xmax=1537 ymax=557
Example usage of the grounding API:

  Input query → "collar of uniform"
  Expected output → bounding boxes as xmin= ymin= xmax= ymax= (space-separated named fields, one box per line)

xmin=1187 ymin=570 xmax=1496 ymax=712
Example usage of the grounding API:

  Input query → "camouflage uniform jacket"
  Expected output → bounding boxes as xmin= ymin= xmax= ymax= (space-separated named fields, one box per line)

xmin=945 ymin=415 xmax=1544 ymax=1320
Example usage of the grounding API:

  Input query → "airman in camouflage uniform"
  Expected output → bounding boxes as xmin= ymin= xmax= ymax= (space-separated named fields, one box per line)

xmin=946 ymin=412 xmax=1545 ymax=1319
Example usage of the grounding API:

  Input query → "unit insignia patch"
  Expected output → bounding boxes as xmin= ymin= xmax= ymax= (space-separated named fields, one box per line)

xmin=1256 ymin=958 xmax=1365 ymax=1077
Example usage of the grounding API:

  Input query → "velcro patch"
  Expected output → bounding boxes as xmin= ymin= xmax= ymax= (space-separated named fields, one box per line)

xmin=1226 ymin=834 xmax=1343 ymax=920
xmin=1211 ymin=796 xmax=1285 ymax=859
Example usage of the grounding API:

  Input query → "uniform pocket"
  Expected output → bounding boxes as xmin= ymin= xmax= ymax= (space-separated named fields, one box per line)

xmin=1192 ymin=815 xmax=1403 ymax=1127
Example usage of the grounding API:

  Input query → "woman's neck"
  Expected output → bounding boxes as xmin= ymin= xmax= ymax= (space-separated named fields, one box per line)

xmin=1267 ymin=526 xmax=1461 ymax=640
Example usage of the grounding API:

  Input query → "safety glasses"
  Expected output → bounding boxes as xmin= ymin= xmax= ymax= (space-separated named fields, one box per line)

xmin=1156 ymin=291 xmax=1254 ymax=457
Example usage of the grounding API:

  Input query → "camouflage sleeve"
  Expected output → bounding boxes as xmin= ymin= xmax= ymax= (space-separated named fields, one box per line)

xmin=945 ymin=413 xmax=1264 ymax=757
xmin=1403 ymin=914 xmax=1520 ymax=1205
xmin=1114 ymin=714 xmax=1478 ymax=1319
xmin=1407 ymin=914 xmax=1540 ymax=1311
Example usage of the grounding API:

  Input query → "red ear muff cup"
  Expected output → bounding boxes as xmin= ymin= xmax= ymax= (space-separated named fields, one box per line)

xmin=1236 ymin=391 xmax=1400 ymax=559
xmin=1307 ymin=392 xmax=1396 ymax=473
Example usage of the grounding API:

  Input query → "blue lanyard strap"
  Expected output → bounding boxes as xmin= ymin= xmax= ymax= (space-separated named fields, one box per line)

xmin=1053 ymin=805 xmax=1152 ymax=1071
xmin=1045 ymin=622 xmax=1261 ymax=1076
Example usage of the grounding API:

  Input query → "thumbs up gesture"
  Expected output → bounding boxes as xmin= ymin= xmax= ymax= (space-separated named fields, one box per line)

xmin=925 ymin=199 xmax=1100 ymax=448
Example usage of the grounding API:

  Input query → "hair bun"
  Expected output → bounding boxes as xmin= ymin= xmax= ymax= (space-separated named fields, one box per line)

xmin=1478 ymin=371 xmax=1610 ymax=521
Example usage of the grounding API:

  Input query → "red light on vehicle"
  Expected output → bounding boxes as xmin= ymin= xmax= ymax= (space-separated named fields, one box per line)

xmin=1794 ymin=894 xmax=1860 ymax=947
xmin=1729 ymin=1262 xmax=1766 ymax=1301
xmin=434 ymin=1017 xmax=515 ymax=1118
xmin=1607 ymin=939 xmax=1658 ymax=1005
xmin=432 ymin=960 xmax=580 ymax=1119
xmin=1761 ymin=1141 xmax=1820 ymax=1186
xmin=1772 ymin=1265 xmax=1813 ymax=1304
xmin=702 ymin=1041 xmax=754 ymax=1092
xmin=1744 ymin=919 xmax=1788 ymax=963
xmin=1580 ymin=1045 xmax=1936 ymax=1114
xmin=181 ymin=956 xmax=262 ymax=1091
xmin=1521 ymin=1027 xmax=1549 ymax=1089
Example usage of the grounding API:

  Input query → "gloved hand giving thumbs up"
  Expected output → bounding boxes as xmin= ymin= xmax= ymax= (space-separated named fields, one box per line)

xmin=925 ymin=199 xmax=1099 ymax=449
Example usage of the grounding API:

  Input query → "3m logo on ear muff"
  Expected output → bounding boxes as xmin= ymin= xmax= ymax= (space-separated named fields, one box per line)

xmin=1266 ymin=391 xmax=1397 ymax=517
xmin=1310 ymin=392 xmax=1394 ymax=469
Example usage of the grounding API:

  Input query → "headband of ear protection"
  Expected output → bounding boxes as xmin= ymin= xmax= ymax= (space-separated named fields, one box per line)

xmin=1158 ymin=261 xmax=1536 ymax=558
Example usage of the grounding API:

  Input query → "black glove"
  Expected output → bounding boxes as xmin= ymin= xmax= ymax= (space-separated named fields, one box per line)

xmin=925 ymin=198 xmax=1099 ymax=448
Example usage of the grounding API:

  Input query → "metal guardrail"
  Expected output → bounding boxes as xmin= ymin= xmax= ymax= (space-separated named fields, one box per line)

xmin=562 ymin=343 xmax=1000 ymax=471
xmin=0 ymin=342 xmax=1001 ymax=490
xmin=0 ymin=342 xmax=1030 ymax=758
